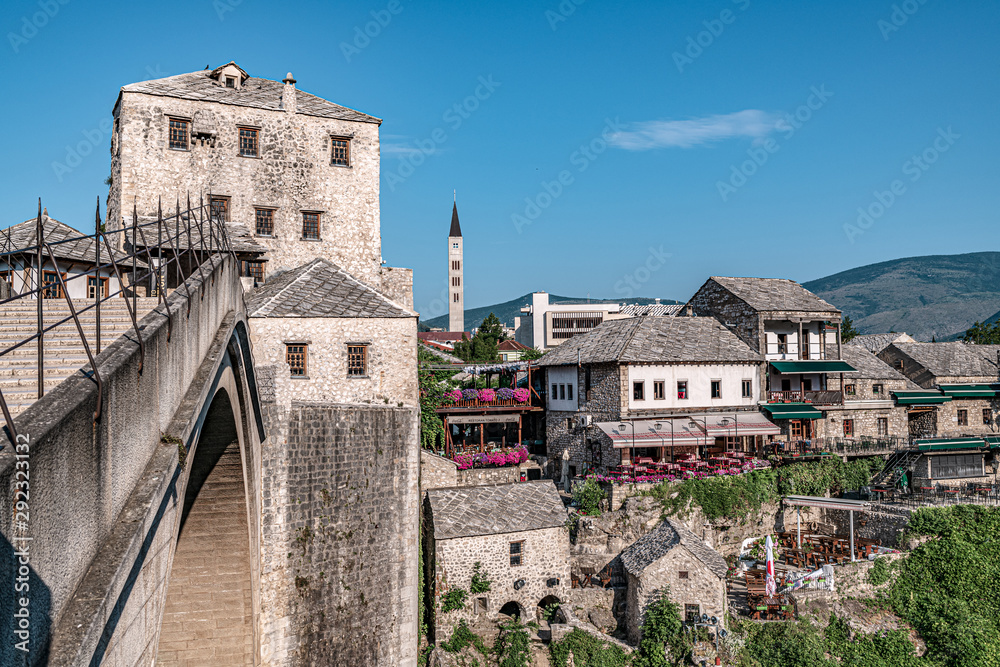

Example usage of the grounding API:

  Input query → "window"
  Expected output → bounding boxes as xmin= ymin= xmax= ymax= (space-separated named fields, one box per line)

xmin=559 ymin=384 xmax=566 ymax=400
xmin=453 ymin=293 xmax=460 ymax=303
xmin=777 ymin=333 xmax=788 ymax=354
xmin=255 ymin=208 xmax=274 ymax=236
xmin=241 ymin=260 xmax=265 ymax=284
xmin=42 ymin=271 xmax=63 ymax=299
xmin=877 ymin=417 xmax=888 ymax=436
xmin=331 ymin=136 xmax=351 ymax=166
xmin=347 ymin=345 xmax=368 ymax=376
xmin=551 ymin=384 xmax=557 ymax=400
xmin=210 ymin=196 xmax=230 ymax=222
xmin=873 ymin=384 xmax=884 ymax=396
xmin=930 ymin=454 xmax=982 ymax=480
xmin=225 ymin=76 xmax=236 ymax=88
xmin=452 ymin=242 xmax=459 ymax=249
xmin=509 ymin=541 xmax=523 ymax=567
xmin=685 ymin=605 xmax=700 ymax=623
xmin=742 ymin=379 xmax=753 ymax=398
xmin=845 ymin=384 xmax=856 ymax=397
xmin=677 ymin=381 xmax=688 ymax=400
xmin=452 ymin=260 xmax=461 ymax=271
xmin=567 ymin=384 xmax=573 ymax=400
xmin=238 ymin=127 xmax=259 ymax=157
xmin=653 ymin=381 xmax=665 ymax=400
xmin=678 ymin=571 xmax=689 ymax=580
xmin=958 ymin=409 xmax=968 ymax=426
xmin=984 ymin=409 xmax=993 ymax=426
xmin=801 ymin=333 xmax=810 ymax=359
xmin=711 ymin=380 xmax=722 ymax=399
xmin=302 ymin=212 xmax=320 ymax=240
xmin=285 ymin=344 xmax=307 ymax=377
xmin=475 ymin=597 xmax=488 ymax=614
xmin=451 ymin=276 xmax=461 ymax=287
xmin=87 ymin=276 xmax=108 ymax=299
xmin=633 ymin=381 xmax=644 ymax=401
xmin=843 ymin=419 xmax=854 ymax=437
xmin=790 ymin=419 xmax=804 ymax=439
xmin=168 ymin=118 xmax=189 ymax=150
xmin=0 ymin=270 xmax=12 ymax=294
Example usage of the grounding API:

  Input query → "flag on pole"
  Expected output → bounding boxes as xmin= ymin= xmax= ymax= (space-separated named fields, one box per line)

xmin=765 ymin=535 xmax=777 ymax=597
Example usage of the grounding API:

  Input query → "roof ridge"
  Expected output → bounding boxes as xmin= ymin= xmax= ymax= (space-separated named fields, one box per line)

xmin=255 ymin=259 xmax=324 ymax=316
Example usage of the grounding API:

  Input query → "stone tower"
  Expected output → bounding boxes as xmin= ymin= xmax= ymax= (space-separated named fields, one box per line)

xmin=448 ymin=199 xmax=464 ymax=332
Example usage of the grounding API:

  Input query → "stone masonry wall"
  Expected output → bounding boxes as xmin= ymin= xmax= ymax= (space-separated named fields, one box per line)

xmin=935 ymin=397 xmax=1000 ymax=438
xmin=546 ymin=363 xmax=623 ymax=473
xmin=817 ymin=406 xmax=909 ymax=440
xmin=684 ymin=281 xmax=762 ymax=353
xmin=380 ymin=265 xmax=414 ymax=311
xmin=111 ymin=84 xmax=384 ymax=288
xmin=258 ymin=386 xmax=419 ymax=667
xmin=249 ymin=315 xmax=418 ymax=407
xmin=431 ymin=525 xmax=570 ymax=642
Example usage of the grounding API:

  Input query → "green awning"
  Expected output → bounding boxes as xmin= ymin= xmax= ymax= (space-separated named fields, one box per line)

xmin=915 ymin=437 xmax=987 ymax=452
xmin=986 ymin=436 xmax=1000 ymax=449
xmin=762 ymin=403 xmax=824 ymax=420
xmin=938 ymin=384 xmax=1000 ymax=398
xmin=769 ymin=360 xmax=856 ymax=374
xmin=892 ymin=390 xmax=952 ymax=406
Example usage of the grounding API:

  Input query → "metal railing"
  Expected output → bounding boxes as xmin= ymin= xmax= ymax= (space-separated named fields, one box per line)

xmin=0 ymin=195 xmax=236 ymax=443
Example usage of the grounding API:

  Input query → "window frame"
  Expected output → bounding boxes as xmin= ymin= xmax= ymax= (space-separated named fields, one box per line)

xmin=347 ymin=344 xmax=368 ymax=377
xmin=742 ymin=378 xmax=753 ymax=399
xmin=567 ymin=383 xmax=573 ymax=401
xmin=877 ymin=417 xmax=888 ymax=436
xmin=285 ymin=343 xmax=308 ymax=378
xmin=209 ymin=195 xmax=230 ymax=223
xmin=330 ymin=136 xmax=351 ymax=167
xmin=254 ymin=207 xmax=275 ymax=237
xmin=87 ymin=275 xmax=109 ymax=300
xmin=710 ymin=379 xmax=722 ymax=399
xmin=301 ymin=211 xmax=321 ymax=240
xmin=843 ymin=419 xmax=854 ymax=437
xmin=238 ymin=126 xmax=260 ymax=157
xmin=633 ymin=381 xmax=645 ymax=401
xmin=873 ymin=383 xmax=884 ymax=396
xmin=958 ymin=409 xmax=968 ymax=427
xmin=678 ymin=571 xmax=689 ymax=580
xmin=845 ymin=383 xmax=857 ymax=397
xmin=241 ymin=260 xmax=265 ymax=284
xmin=168 ymin=117 xmax=190 ymax=151
xmin=677 ymin=380 xmax=688 ymax=400
xmin=41 ymin=271 xmax=65 ymax=299
xmin=652 ymin=380 xmax=665 ymax=401
xmin=559 ymin=384 xmax=566 ymax=400
xmin=509 ymin=540 xmax=524 ymax=567
xmin=984 ymin=409 xmax=993 ymax=426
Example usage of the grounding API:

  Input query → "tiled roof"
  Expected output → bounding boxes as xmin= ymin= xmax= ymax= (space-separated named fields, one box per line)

xmin=419 ymin=331 xmax=468 ymax=342
xmin=3 ymin=214 xmax=138 ymax=267
xmin=426 ymin=481 xmax=567 ymax=540
xmin=850 ymin=333 xmax=915 ymax=355
xmin=708 ymin=277 xmax=840 ymax=313
xmin=620 ymin=519 xmax=726 ymax=579
xmin=620 ymin=303 xmax=682 ymax=317
xmin=246 ymin=258 xmax=412 ymax=318
xmin=840 ymin=345 xmax=917 ymax=384
xmin=120 ymin=67 xmax=381 ymax=124
xmin=449 ymin=202 xmax=462 ymax=237
xmin=892 ymin=342 xmax=1000 ymax=379
xmin=497 ymin=340 xmax=530 ymax=351
xmin=536 ymin=317 xmax=761 ymax=367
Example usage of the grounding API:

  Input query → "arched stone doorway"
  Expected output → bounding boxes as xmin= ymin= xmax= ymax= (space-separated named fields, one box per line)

xmin=499 ymin=601 xmax=524 ymax=619
xmin=156 ymin=388 xmax=253 ymax=666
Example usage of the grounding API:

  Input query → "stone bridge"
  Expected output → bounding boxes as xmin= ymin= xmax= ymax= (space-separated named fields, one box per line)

xmin=0 ymin=254 xmax=267 ymax=665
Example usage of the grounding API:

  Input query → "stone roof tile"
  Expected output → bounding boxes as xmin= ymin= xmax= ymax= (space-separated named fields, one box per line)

xmin=892 ymin=342 xmax=1000 ymax=379
xmin=840 ymin=345 xmax=917 ymax=385
xmin=620 ymin=519 xmax=727 ymax=579
xmin=709 ymin=276 xmax=839 ymax=313
xmin=427 ymin=481 xmax=567 ymax=540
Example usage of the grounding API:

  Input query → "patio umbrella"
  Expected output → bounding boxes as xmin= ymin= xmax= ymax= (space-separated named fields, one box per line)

xmin=765 ymin=535 xmax=777 ymax=597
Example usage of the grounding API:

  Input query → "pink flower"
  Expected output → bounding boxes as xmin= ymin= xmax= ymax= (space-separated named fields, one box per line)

xmin=513 ymin=388 xmax=530 ymax=403
xmin=478 ymin=388 xmax=496 ymax=403
xmin=446 ymin=389 xmax=462 ymax=403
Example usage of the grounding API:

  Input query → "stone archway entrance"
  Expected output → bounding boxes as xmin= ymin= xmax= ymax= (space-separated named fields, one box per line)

xmin=156 ymin=388 xmax=253 ymax=666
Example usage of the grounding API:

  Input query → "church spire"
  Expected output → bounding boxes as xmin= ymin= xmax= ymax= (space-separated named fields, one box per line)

xmin=449 ymin=198 xmax=462 ymax=237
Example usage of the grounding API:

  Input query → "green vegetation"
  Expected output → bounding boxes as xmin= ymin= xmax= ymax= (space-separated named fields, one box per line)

xmin=453 ymin=313 xmax=507 ymax=362
xmin=441 ymin=619 xmax=490 ymax=666
xmin=441 ymin=587 xmax=468 ymax=613
xmin=520 ymin=347 xmax=545 ymax=361
xmin=963 ymin=319 xmax=1000 ymax=344
xmin=632 ymin=592 xmax=691 ymax=667
xmin=493 ymin=616 xmax=534 ymax=667
xmin=470 ymin=561 xmax=492 ymax=594
xmin=550 ymin=628 xmax=629 ymax=667
xmin=573 ymin=477 xmax=607 ymax=516
xmin=418 ymin=347 xmax=454 ymax=451
xmin=644 ymin=458 xmax=882 ymax=522
xmin=841 ymin=316 xmax=859 ymax=342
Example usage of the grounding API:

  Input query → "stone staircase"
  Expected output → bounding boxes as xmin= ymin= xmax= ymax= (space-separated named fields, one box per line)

xmin=0 ymin=298 xmax=159 ymax=416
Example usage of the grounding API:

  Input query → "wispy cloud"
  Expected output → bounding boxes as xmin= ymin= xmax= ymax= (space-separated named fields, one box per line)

xmin=608 ymin=110 xmax=781 ymax=150
xmin=381 ymin=142 xmax=423 ymax=156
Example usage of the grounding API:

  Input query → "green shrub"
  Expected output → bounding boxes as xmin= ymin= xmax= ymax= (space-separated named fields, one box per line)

xmin=549 ymin=628 xmax=628 ymax=667
xmin=470 ymin=562 xmax=492 ymax=594
xmin=632 ymin=591 xmax=690 ymax=667
xmin=441 ymin=587 xmax=468 ymax=613
xmin=573 ymin=477 xmax=606 ymax=516
xmin=441 ymin=619 xmax=489 ymax=656
xmin=494 ymin=616 xmax=533 ymax=667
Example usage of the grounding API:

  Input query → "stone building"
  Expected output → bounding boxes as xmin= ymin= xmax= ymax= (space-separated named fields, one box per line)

xmin=109 ymin=61 xmax=412 ymax=306
xmin=536 ymin=316 xmax=775 ymax=472
xmin=879 ymin=342 xmax=1000 ymax=438
xmin=620 ymin=518 xmax=727 ymax=644
xmin=684 ymin=277 xmax=854 ymax=441
xmin=850 ymin=332 xmax=916 ymax=355
xmin=424 ymin=481 xmax=569 ymax=642
xmin=246 ymin=258 xmax=417 ymax=406
xmin=818 ymin=344 xmax=917 ymax=441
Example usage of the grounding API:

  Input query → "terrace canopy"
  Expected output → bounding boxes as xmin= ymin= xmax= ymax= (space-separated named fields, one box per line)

xmin=938 ymin=384 xmax=1000 ymax=398
xmin=783 ymin=495 xmax=871 ymax=561
xmin=769 ymin=360 xmax=855 ymax=374
xmin=914 ymin=437 xmax=987 ymax=452
xmin=892 ymin=390 xmax=952 ymax=406
xmin=596 ymin=419 xmax=709 ymax=448
xmin=761 ymin=403 xmax=823 ymax=420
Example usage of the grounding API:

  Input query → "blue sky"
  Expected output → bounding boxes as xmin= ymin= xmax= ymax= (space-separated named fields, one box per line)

xmin=1 ymin=0 xmax=997 ymax=321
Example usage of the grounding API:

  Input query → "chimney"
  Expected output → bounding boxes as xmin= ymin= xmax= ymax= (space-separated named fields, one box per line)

xmin=281 ymin=72 xmax=297 ymax=114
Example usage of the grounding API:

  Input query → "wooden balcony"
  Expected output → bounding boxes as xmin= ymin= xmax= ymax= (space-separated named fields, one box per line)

xmin=446 ymin=397 xmax=526 ymax=409
xmin=767 ymin=390 xmax=842 ymax=405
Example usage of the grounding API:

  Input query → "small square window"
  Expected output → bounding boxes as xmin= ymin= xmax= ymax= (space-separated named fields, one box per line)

xmin=685 ymin=605 xmax=700 ymax=623
xmin=331 ymin=136 xmax=351 ymax=166
xmin=239 ymin=127 xmax=259 ymax=157
xmin=633 ymin=381 xmax=644 ymax=401
xmin=286 ymin=344 xmax=307 ymax=377
xmin=452 ymin=242 xmax=459 ymax=249
xmin=843 ymin=419 xmax=854 ymax=437
xmin=877 ymin=417 xmax=888 ymax=436
xmin=845 ymin=384 xmax=856 ymax=397
xmin=210 ymin=196 xmax=230 ymax=222
xmin=347 ymin=345 xmax=368 ymax=376
xmin=302 ymin=212 xmax=320 ymax=240
xmin=678 ymin=571 xmax=689 ymax=580
xmin=42 ymin=271 xmax=64 ymax=299
xmin=241 ymin=260 xmax=265 ymax=284
xmin=653 ymin=381 xmax=665 ymax=400
xmin=168 ymin=118 xmax=189 ymax=150
xmin=509 ymin=541 xmax=523 ymax=567
xmin=711 ymin=380 xmax=722 ymax=399
xmin=226 ymin=76 xmax=236 ymax=88
xmin=255 ymin=208 xmax=274 ymax=236
xmin=984 ymin=409 xmax=993 ymax=426
xmin=873 ymin=384 xmax=884 ymax=396
xmin=677 ymin=381 xmax=688 ymax=400
xmin=958 ymin=409 xmax=968 ymax=426
xmin=742 ymin=379 xmax=753 ymax=398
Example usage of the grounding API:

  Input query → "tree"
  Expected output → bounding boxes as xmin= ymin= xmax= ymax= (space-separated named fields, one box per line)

xmin=520 ymin=347 xmax=545 ymax=361
xmin=453 ymin=312 xmax=508 ymax=362
xmin=841 ymin=316 xmax=859 ymax=343
xmin=633 ymin=591 xmax=691 ymax=667
xmin=963 ymin=320 xmax=1000 ymax=344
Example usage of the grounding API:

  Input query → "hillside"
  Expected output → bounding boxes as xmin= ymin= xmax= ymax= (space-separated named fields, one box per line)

xmin=803 ymin=252 xmax=1000 ymax=342
xmin=420 ymin=294 xmax=680 ymax=331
